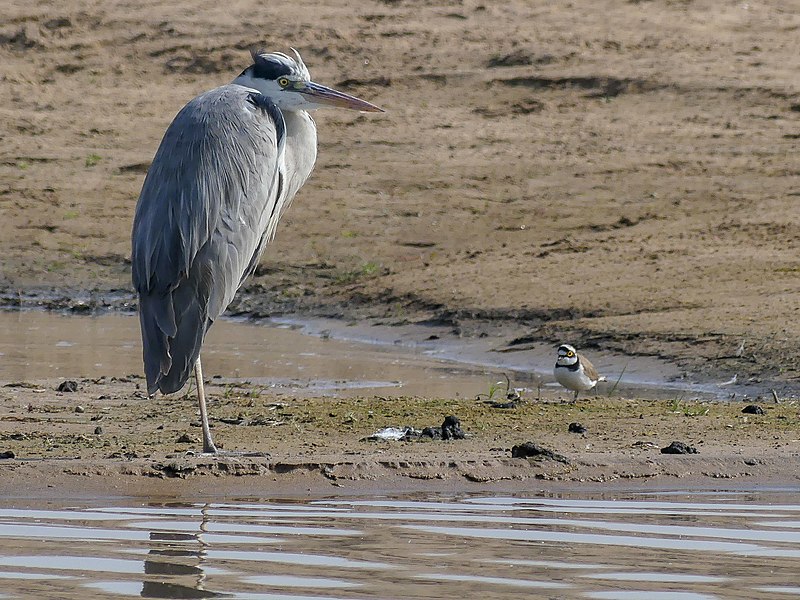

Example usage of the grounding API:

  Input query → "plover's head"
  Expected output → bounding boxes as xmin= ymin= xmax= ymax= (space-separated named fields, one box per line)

xmin=555 ymin=344 xmax=579 ymax=367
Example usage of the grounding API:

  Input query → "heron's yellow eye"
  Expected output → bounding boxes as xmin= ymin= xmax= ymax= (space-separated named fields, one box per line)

xmin=277 ymin=77 xmax=290 ymax=88
xmin=567 ymin=351 xmax=574 ymax=357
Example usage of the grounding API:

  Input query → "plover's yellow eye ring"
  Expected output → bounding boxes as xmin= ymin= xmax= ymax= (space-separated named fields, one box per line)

xmin=277 ymin=77 xmax=290 ymax=88
xmin=567 ymin=351 xmax=574 ymax=357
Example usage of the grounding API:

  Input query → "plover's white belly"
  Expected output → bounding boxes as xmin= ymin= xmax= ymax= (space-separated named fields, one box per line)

xmin=554 ymin=366 xmax=596 ymax=391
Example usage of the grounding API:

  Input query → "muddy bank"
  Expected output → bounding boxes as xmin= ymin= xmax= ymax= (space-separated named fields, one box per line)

xmin=0 ymin=376 xmax=798 ymax=498
xmin=4 ymin=453 xmax=800 ymax=500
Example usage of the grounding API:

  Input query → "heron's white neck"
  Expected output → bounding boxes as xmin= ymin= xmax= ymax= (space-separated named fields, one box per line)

xmin=280 ymin=109 xmax=318 ymax=200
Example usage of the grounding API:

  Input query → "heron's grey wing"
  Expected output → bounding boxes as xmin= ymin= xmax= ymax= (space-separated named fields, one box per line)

xmin=131 ymin=85 xmax=286 ymax=394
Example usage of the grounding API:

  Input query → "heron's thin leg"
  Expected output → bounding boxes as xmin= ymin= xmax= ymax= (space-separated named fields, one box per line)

xmin=194 ymin=358 xmax=218 ymax=454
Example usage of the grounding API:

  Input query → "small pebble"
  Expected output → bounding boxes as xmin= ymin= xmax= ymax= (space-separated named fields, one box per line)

xmin=94 ymin=426 xmax=103 ymax=435
xmin=742 ymin=404 xmax=764 ymax=415
xmin=568 ymin=422 xmax=587 ymax=434
xmin=0 ymin=451 xmax=15 ymax=460
xmin=74 ymin=405 xmax=85 ymax=413
xmin=176 ymin=433 xmax=197 ymax=444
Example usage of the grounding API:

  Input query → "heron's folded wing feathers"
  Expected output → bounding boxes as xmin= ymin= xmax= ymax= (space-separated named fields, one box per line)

xmin=131 ymin=85 xmax=286 ymax=393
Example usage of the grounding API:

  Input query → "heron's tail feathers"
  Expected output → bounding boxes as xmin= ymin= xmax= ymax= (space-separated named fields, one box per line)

xmin=139 ymin=278 xmax=210 ymax=395
xmin=139 ymin=293 xmax=176 ymax=396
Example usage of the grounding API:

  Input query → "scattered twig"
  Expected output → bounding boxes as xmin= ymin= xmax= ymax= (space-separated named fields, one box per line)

xmin=606 ymin=361 xmax=628 ymax=397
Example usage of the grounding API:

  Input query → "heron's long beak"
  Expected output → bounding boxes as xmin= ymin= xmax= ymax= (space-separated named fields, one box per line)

xmin=299 ymin=81 xmax=384 ymax=112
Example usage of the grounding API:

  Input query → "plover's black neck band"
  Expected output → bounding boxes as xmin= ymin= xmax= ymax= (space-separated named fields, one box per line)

xmin=555 ymin=361 xmax=581 ymax=372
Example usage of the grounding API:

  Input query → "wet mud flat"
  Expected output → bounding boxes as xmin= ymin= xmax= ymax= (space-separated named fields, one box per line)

xmin=1 ymin=375 xmax=799 ymax=499
xmin=2 ymin=310 xmax=797 ymax=499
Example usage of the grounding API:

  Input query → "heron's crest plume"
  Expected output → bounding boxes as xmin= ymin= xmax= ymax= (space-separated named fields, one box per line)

xmin=250 ymin=48 xmax=310 ymax=81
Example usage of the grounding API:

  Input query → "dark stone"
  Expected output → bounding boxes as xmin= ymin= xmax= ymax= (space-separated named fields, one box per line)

xmin=176 ymin=433 xmax=197 ymax=444
xmin=742 ymin=404 xmax=765 ymax=415
xmin=511 ymin=442 xmax=569 ymax=464
xmin=441 ymin=415 xmax=465 ymax=440
xmin=568 ymin=422 xmax=587 ymax=434
xmin=490 ymin=401 xmax=518 ymax=409
xmin=0 ymin=451 xmax=15 ymax=459
xmin=661 ymin=441 xmax=698 ymax=454
xmin=94 ymin=426 xmax=103 ymax=435
xmin=57 ymin=380 xmax=78 ymax=393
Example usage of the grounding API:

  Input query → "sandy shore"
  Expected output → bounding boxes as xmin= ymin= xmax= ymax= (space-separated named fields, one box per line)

xmin=1 ymin=1 xmax=800 ymax=496
xmin=1 ymin=376 xmax=798 ymax=498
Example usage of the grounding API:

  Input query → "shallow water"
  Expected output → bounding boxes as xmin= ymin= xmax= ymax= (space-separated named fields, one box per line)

xmin=0 ymin=491 xmax=798 ymax=599
xmin=0 ymin=310 xmax=751 ymax=400
xmin=0 ymin=310 xmax=498 ymax=399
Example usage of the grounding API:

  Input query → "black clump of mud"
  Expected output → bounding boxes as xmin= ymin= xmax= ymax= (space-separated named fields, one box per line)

xmin=568 ymin=422 xmax=587 ymax=434
xmin=442 ymin=415 xmax=465 ymax=440
xmin=56 ymin=380 xmax=78 ymax=392
xmin=511 ymin=442 xmax=569 ymax=464
xmin=0 ymin=450 xmax=15 ymax=459
xmin=398 ymin=416 xmax=466 ymax=441
xmin=418 ymin=427 xmax=441 ymax=440
xmin=661 ymin=441 xmax=698 ymax=454
xmin=742 ymin=404 xmax=765 ymax=415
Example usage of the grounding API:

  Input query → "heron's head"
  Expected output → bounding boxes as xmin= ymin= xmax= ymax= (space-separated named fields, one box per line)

xmin=555 ymin=344 xmax=579 ymax=367
xmin=234 ymin=49 xmax=383 ymax=113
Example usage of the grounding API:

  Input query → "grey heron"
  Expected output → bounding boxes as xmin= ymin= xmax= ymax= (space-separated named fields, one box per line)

xmin=131 ymin=48 xmax=383 ymax=453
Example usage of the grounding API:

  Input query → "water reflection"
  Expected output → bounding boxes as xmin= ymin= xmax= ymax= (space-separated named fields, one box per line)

xmin=0 ymin=492 xmax=797 ymax=598
xmin=142 ymin=506 xmax=217 ymax=599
